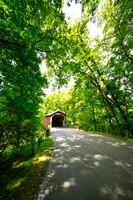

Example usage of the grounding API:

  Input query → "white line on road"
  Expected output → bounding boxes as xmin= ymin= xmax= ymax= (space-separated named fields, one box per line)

xmin=82 ymin=139 xmax=133 ymax=176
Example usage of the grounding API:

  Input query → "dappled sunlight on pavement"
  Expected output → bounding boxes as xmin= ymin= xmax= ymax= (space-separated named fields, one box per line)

xmin=62 ymin=178 xmax=76 ymax=189
xmin=37 ymin=128 xmax=133 ymax=200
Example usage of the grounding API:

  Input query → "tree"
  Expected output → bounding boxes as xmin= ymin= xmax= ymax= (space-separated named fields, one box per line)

xmin=45 ymin=0 xmax=133 ymax=137
xmin=41 ymin=91 xmax=67 ymax=115
xmin=0 ymin=0 xmax=68 ymax=155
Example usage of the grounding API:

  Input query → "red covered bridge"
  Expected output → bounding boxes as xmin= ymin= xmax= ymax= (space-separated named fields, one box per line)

xmin=44 ymin=110 xmax=66 ymax=127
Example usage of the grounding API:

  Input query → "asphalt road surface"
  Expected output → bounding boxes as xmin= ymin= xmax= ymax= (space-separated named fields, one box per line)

xmin=37 ymin=128 xmax=133 ymax=200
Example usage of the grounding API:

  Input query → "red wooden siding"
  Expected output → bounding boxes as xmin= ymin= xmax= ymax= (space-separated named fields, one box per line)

xmin=44 ymin=116 xmax=51 ymax=126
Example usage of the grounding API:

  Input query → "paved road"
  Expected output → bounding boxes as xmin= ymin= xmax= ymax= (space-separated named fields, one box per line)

xmin=37 ymin=128 xmax=133 ymax=200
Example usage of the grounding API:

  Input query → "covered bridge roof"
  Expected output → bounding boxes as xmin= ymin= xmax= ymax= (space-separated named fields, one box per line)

xmin=45 ymin=110 xmax=66 ymax=117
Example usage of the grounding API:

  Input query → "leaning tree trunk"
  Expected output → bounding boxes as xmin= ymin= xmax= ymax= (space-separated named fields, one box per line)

xmin=83 ymin=59 xmax=122 ymax=136
xmin=105 ymin=84 xmax=132 ymax=137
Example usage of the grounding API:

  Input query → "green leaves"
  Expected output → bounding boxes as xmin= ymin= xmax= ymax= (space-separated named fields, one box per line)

xmin=44 ymin=0 xmax=133 ymax=137
xmin=1 ymin=0 xmax=133 ymax=156
xmin=0 ymin=0 xmax=67 ymax=154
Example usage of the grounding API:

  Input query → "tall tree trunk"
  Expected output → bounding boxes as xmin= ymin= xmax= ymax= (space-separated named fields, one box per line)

xmin=103 ymin=94 xmax=122 ymax=136
xmin=104 ymin=100 xmax=113 ymax=133
xmin=84 ymin=55 xmax=131 ymax=136
xmin=105 ymin=84 xmax=132 ymax=136
xmin=91 ymin=78 xmax=122 ymax=136
xmin=83 ymin=59 xmax=122 ymax=136
xmin=31 ymin=137 xmax=35 ymax=156
xmin=92 ymin=105 xmax=97 ymax=130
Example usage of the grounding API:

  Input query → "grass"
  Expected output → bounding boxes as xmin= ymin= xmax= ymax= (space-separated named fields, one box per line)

xmin=0 ymin=136 xmax=54 ymax=200
xmin=86 ymin=130 xmax=133 ymax=142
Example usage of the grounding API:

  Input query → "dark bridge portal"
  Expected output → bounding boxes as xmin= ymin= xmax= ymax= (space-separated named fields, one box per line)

xmin=52 ymin=115 xmax=64 ymax=127
xmin=44 ymin=110 xmax=66 ymax=127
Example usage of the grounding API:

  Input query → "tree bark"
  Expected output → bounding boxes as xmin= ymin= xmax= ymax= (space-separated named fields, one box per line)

xmin=38 ymin=138 xmax=40 ymax=146
xmin=104 ymin=100 xmax=113 ymax=133
xmin=32 ymin=141 xmax=35 ymax=156
xmin=92 ymin=105 xmax=97 ymax=130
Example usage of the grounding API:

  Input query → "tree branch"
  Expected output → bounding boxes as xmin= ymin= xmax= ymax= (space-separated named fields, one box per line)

xmin=0 ymin=37 xmax=69 ymax=54
xmin=36 ymin=35 xmax=69 ymax=48
xmin=0 ymin=38 xmax=26 ymax=48
xmin=78 ymin=70 xmax=99 ymax=88
xmin=36 ymin=48 xmax=66 ymax=53
xmin=111 ymin=14 xmax=133 ymax=61
xmin=120 ymin=39 xmax=133 ymax=61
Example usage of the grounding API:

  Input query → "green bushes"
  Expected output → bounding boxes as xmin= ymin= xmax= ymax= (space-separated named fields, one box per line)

xmin=0 ymin=137 xmax=54 ymax=200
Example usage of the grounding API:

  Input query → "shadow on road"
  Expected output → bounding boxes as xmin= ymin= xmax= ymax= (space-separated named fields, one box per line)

xmin=37 ymin=128 xmax=133 ymax=200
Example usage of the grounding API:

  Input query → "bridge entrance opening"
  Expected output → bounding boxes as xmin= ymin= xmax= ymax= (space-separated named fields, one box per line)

xmin=52 ymin=115 xmax=64 ymax=127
